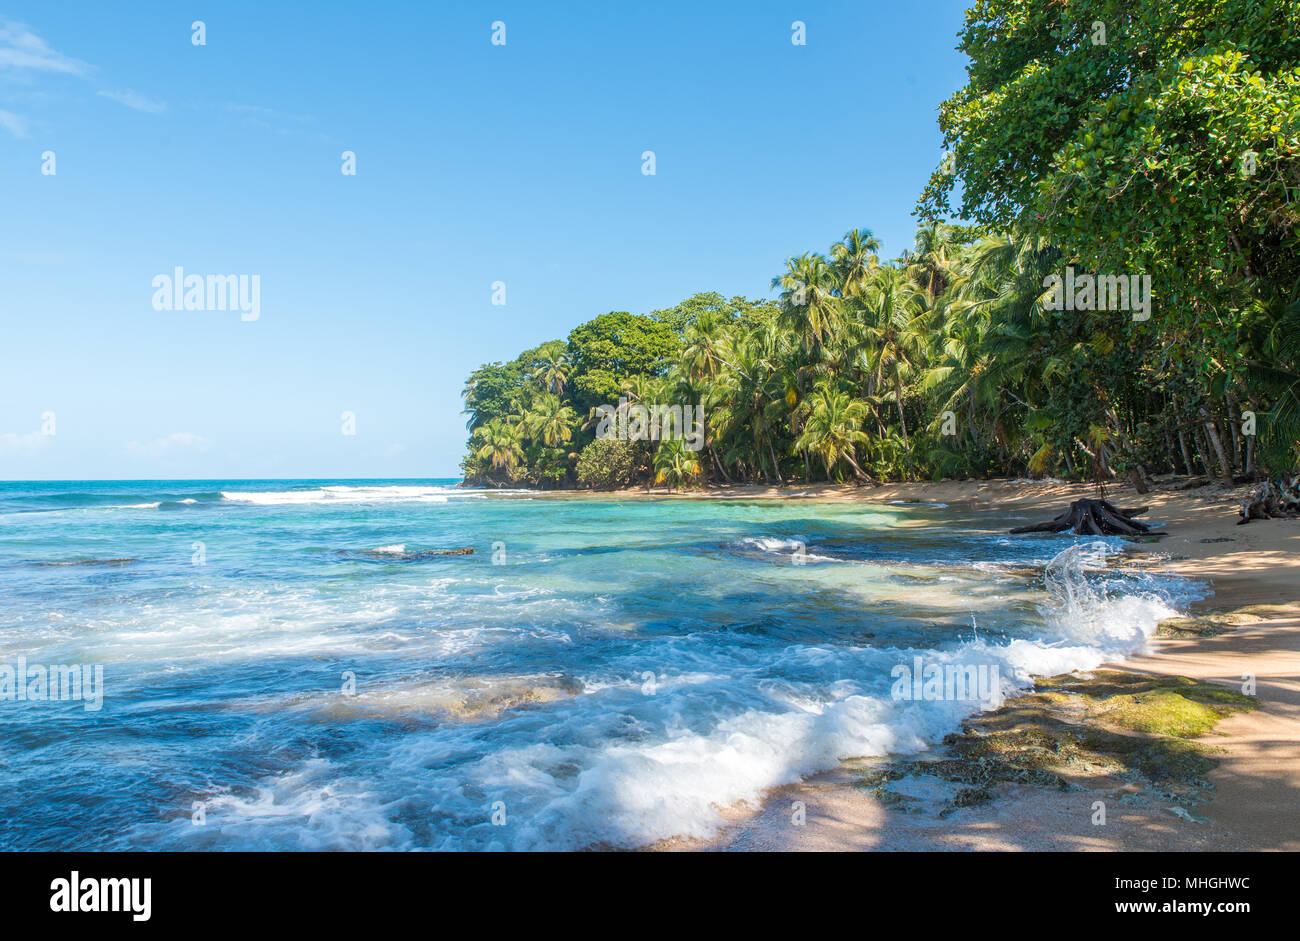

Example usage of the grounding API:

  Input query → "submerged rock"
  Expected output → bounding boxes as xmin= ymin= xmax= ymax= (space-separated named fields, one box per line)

xmin=337 ymin=546 xmax=474 ymax=562
xmin=314 ymin=673 xmax=584 ymax=724
xmin=856 ymin=668 xmax=1256 ymax=818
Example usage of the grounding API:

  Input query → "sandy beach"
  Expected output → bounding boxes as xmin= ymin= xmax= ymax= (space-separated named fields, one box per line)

xmin=632 ymin=476 xmax=1300 ymax=851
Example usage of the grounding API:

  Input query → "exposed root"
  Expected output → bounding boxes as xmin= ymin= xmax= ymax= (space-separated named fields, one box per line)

xmin=1010 ymin=499 xmax=1152 ymax=536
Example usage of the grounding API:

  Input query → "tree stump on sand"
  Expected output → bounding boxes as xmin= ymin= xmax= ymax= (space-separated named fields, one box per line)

xmin=1009 ymin=500 xmax=1151 ymax=536
xmin=1238 ymin=473 xmax=1300 ymax=525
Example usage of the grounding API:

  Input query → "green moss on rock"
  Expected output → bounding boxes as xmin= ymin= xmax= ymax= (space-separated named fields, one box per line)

xmin=858 ymin=668 xmax=1256 ymax=817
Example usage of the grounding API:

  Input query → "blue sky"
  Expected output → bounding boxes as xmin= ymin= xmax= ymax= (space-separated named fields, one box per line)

xmin=0 ymin=1 xmax=971 ymax=479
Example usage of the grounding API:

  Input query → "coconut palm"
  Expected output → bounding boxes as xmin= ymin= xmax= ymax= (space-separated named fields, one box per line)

xmin=653 ymin=440 xmax=702 ymax=492
xmin=830 ymin=227 xmax=882 ymax=299
xmin=713 ymin=320 xmax=788 ymax=482
xmin=526 ymin=393 xmax=578 ymax=447
xmin=1244 ymin=280 xmax=1300 ymax=470
xmin=794 ymin=382 xmax=872 ymax=482
xmin=681 ymin=310 xmax=732 ymax=383
xmin=772 ymin=253 xmax=843 ymax=355
xmin=858 ymin=267 xmax=926 ymax=457
xmin=904 ymin=222 xmax=961 ymax=300
xmin=473 ymin=419 xmax=525 ymax=473
xmin=531 ymin=341 xmax=572 ymax=395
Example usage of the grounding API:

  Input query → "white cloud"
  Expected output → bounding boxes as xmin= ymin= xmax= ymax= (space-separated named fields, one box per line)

xmin=0 ymin=431 xmax=51 ymax=456
xmin=97 ymin=88 xmax=165 ymax=114
xmin=126 ymin=433 xmax=210 ymax=457
xmin=0 ymin=22 xmax=96 ymax=137
xmin=0 ymin=21 xmax=91 ymax=76
xmin=224 ymin=101 xmax=316 ymax=134
xmin=0 ymin=109 xmax=27 ymax=137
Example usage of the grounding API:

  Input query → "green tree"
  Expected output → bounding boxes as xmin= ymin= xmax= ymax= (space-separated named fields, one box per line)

xmin=566 ymin=312 xmax=681 ymax=412
xmin=526 ymin=392 xmax=578 ymax=447
xmin=918 ymin=0 xmax=1300 ymax=476
xmin=473 ymin=419 xmax=525 ymax=477
xmin=653 ymin=440 xmax=702 ymax=492
xmin=830 ymin=227 xmax=883 ymax=299
xmin=772 ymin=253 xmax=843 ymax=356
xmin=575 ymin=438 xmax=637 ymax=490
xmin=529 ymin=340 xmax=572 ymax=395
xmin=461 ymin=361 xmax=525 ymax=432
xmin=794 ymin=382 xmax=872 ymax=482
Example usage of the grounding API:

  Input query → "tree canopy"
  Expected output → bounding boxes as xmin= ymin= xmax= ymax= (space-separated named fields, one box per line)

xmin=460 ymin=0 xmax=1299 ymax=490
xmin=565 ymin=312 xmax=681 ymax=412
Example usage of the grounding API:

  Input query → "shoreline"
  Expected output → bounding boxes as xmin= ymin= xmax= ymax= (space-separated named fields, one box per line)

xmin=618 ymin=475 xmax=1299 ymax=851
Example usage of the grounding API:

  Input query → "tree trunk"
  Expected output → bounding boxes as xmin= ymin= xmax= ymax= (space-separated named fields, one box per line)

xmin=1226 ymin=394 xmax=1243 ymax=471
xmin=1201 ymin=408 xmax=1234 ymax=484
xmin=1177 ymin=427 xmax=1194 ymax=477
xmin=893 ymin=369 xmax=910 ymax=450
xmin=842 ymin=450 xmax=872 ymax=484
xmin=1011 ymin=500 xmax=1151 ymax=536
xmin=709 ymin=446 xmax=732 ymax=484
xmin=1245 ymin=393 xmax=1261 ymax=477
xmin=1195 ymin=427 xmax=1215 ymax=480
xmin=1171 ymin=394 xmax=1194 ymax=477
xmin=1073 ymin=437 xmax=1116 ymax=477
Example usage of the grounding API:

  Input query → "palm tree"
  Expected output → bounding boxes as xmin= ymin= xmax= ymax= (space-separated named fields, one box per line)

xmin=460 ymin=368 xmax=496 ymax=432
xmin=653 ymin=440 xmax=702 ymax=492
xmin=772 ymin=252 xmax=845 ymax=481
xmin=859 ymin=267 xmax=926 ymax=458
xmin=831 ymin=227 xmax=882 ymax=299
xmin=681 ymin=311 xmax=731 ymax=383
xmin=1244 ymin=279 xmax=1300 ymax=470
xmin=904 ymin=222 xmax=961 ymax=301
xmin=526 ymin=393 xmax=578 ymax=447
xmin=915 ymin=230 xmax=1062 ymax=475
xmin=473 ymin=419 xmax=525 ymax=473
xmin=531 ymin=341 xmax=572 ymax=395
xmin=772 ymin=253 xmax=842 ymax=355
xmin=620 ymin=374 xmax=658 ymax=405
xmin=713 ymin=320 xmax=788 ymax=483
xmin=794 ymin=382 xmax=872 ymax=482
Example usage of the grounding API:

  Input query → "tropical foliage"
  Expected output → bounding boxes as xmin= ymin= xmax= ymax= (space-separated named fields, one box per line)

xmin=461 ymin=0 xmax=1299 ymax=489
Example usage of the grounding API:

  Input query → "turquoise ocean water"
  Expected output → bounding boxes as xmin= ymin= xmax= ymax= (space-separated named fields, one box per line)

xmin=0 ymin=479 xmax=1196 ymax=850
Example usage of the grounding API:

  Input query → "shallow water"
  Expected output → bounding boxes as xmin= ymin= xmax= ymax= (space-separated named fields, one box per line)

xmin=0 ymin=479 xmax=1198 ymax=850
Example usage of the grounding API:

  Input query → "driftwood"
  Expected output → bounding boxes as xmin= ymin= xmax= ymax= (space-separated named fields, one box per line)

xmin=1238 ymin=473 xmax=1300 ymax=525
xmin=1010 ymin=499 xmax=1151 ymax=536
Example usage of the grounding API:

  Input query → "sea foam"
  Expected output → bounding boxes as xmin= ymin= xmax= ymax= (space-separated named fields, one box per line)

xmin=163 ymin=541 xmax=1187 ymax=851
